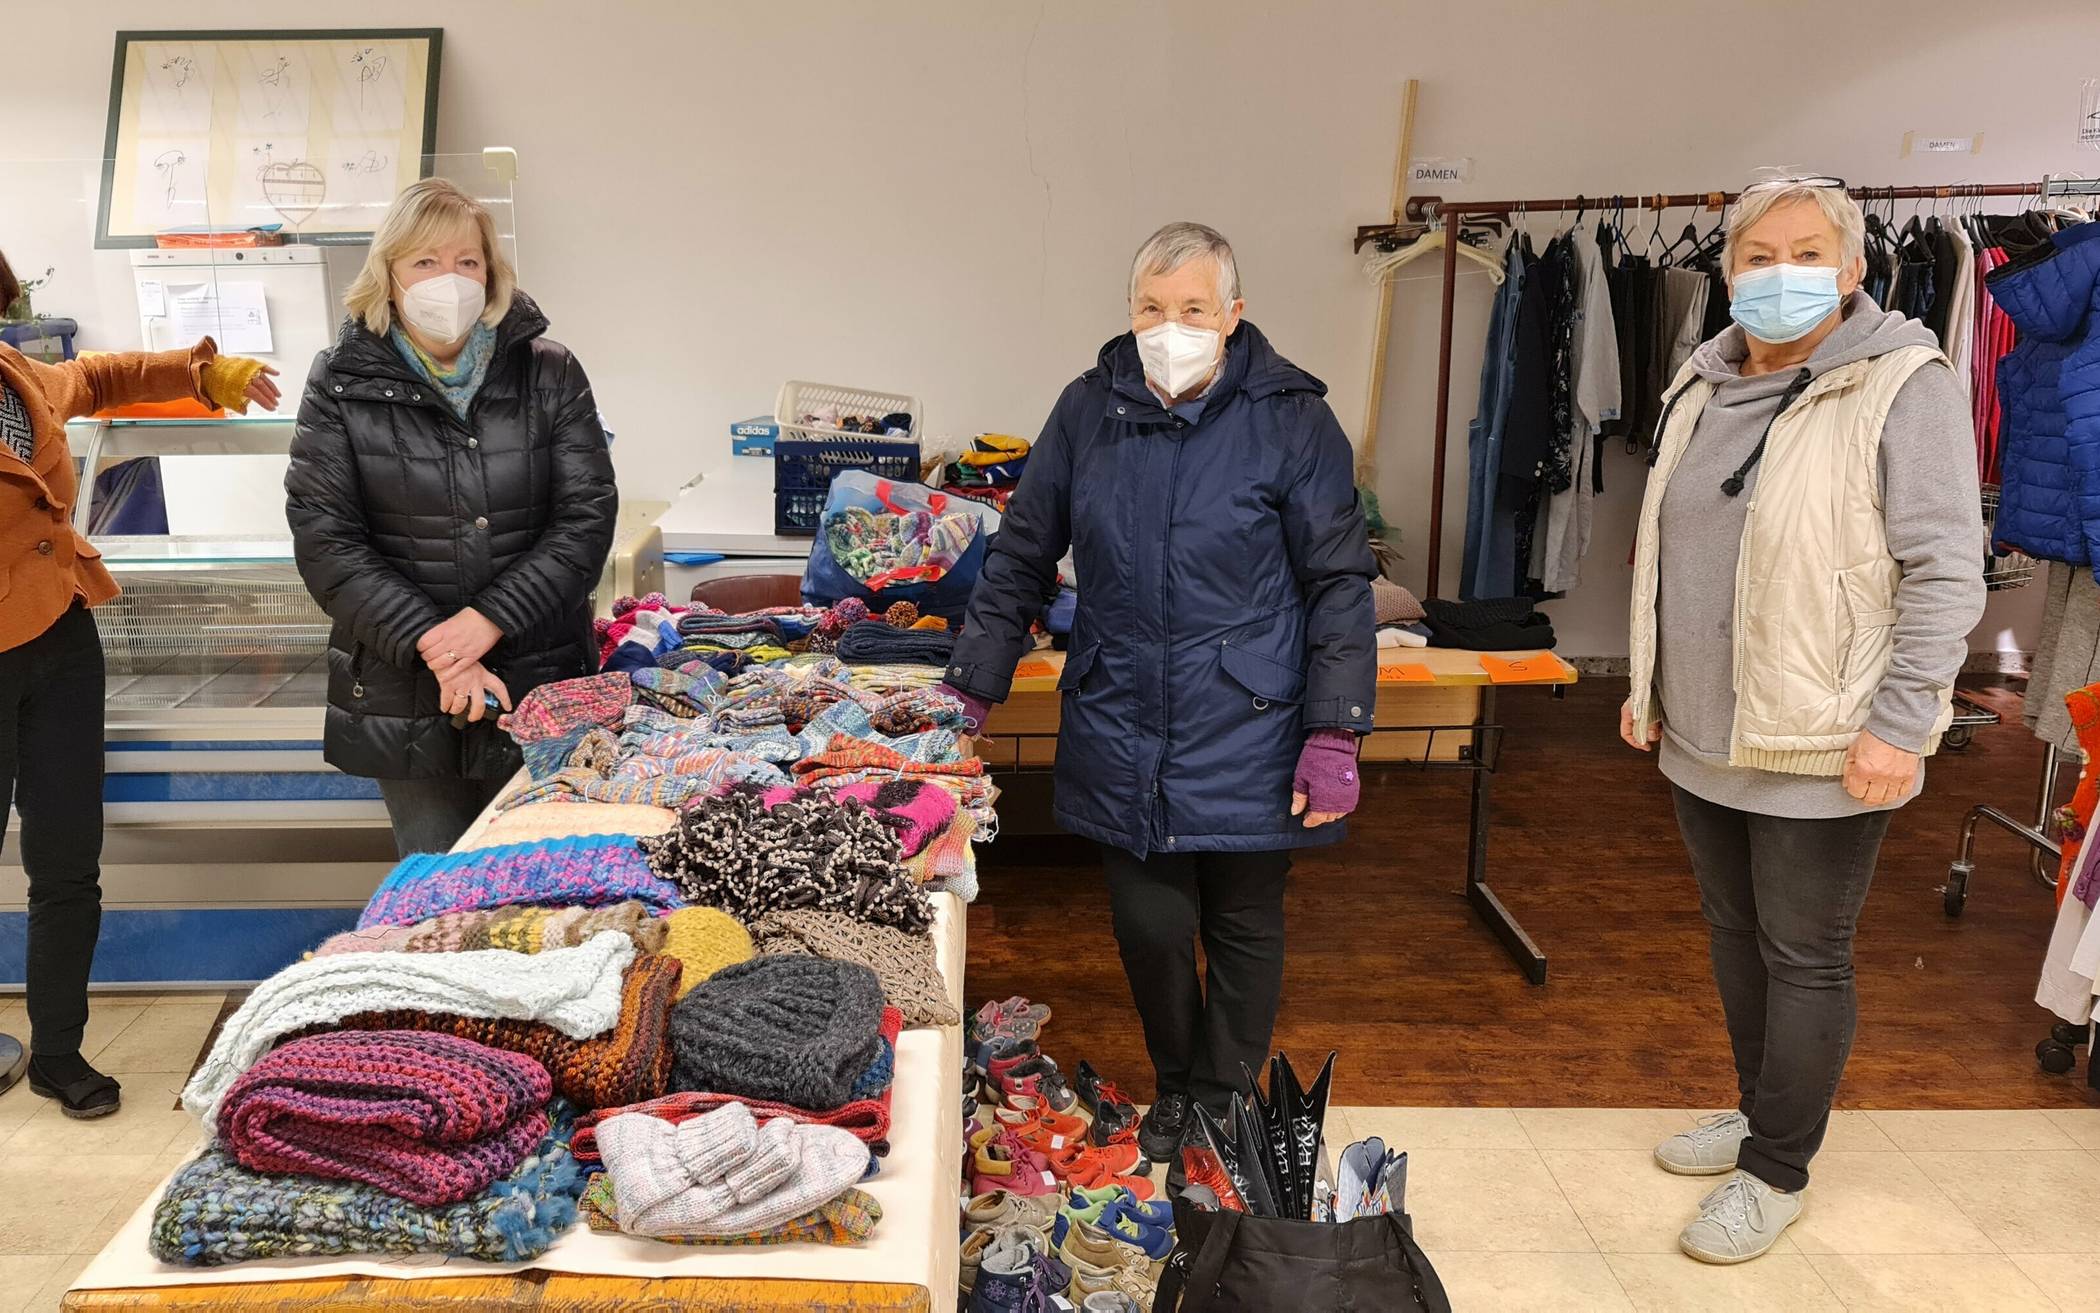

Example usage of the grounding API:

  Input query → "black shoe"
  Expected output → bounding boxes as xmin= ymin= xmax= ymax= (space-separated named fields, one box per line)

xmin=1073 ymin=1061 xmax=1140 ymax=1146
xmin=1138 ymin=1090 xmax=1189 ymax=1164
xmin=26 ymin=1053 xmax=121 ymax=1119
xmin=0 ymin=1034 xmax=24 ymax=1096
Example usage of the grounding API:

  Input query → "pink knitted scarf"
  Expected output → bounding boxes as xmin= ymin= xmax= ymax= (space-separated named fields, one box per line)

xmin=218 ymin=1031 xmax=553 ymax=1206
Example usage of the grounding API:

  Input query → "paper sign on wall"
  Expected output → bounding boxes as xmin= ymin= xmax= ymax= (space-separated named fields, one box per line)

xmin=1409 ymin=156 xmax=1474 ymax=186
xmin=1900 ymin=131 xmax=1984 ymax=157
xmin=167 ymin=280 xmax=274 ymax=354
xmin=137 ymin=279 xmax=167 ymax=318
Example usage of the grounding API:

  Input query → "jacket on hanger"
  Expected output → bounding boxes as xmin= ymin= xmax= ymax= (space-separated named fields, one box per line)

xmin=1988 ymin=221 xmax=2100 ymax=565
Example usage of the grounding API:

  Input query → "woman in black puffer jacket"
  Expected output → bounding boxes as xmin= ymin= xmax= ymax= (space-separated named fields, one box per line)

xmin=287 ymin=178 xmax=617 ymax=855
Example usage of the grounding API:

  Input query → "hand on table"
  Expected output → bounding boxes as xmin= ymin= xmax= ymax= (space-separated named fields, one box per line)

xmin=1842 ymin=730 xmax=1918 ymax=806
xmin=419 ymin=608 xmax=503 ymax=677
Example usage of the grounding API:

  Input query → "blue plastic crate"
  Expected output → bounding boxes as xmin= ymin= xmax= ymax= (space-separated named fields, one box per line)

xmin=773 ymin=436 xmax=922 ymax=536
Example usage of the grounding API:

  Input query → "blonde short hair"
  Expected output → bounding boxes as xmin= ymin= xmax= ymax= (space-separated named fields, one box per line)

xmin=1724 ymin=170 xmax=1865 ymax=274
xmin=344 ymin=177 xmax=515 ymax=336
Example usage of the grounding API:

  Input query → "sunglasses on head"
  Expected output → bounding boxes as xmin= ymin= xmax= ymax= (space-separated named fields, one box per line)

xmin=1740 ymin=175 xmax=1847 ymax=196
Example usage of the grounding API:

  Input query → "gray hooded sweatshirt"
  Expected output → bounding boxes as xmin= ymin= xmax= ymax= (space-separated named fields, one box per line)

xmin=1654 ymin=292 xmax=1986 ymax=818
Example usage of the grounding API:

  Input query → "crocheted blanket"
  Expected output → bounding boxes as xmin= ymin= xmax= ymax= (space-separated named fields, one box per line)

xmin=334 ymin=954 xmax=681 ymax=1112
xmin=639 ymin=784 xmax=933 ymax=934
xmin=184 ymin=932 xmax=635 ymax=1126
xmin=357 ymin=837 xmax=684 ymax=929
xmin=314 ymin=901 xmax=668 ymax=958
xmin=151 ymin=1102 xmax=587 ymax=1267
xmin=218 ymin=1032 xmax=552 ymax=1206
xmin=580 ymin=1174 xmax=881 ymax=1246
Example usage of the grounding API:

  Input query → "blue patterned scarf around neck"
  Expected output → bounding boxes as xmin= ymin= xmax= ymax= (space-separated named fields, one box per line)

xmin=391 ymin=321 xmax=497 ymax=418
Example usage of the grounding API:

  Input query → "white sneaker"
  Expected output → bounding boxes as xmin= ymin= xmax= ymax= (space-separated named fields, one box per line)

xmin=1679 ymin=1170 xmax=1803 ymax=1264
xmin=1655 ymin=1111 xmax=1750 ymax=1176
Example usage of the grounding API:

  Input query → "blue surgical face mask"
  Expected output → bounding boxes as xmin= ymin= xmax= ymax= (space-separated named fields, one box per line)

xmin=1729 ymin=263 xmax=1842 ymax=343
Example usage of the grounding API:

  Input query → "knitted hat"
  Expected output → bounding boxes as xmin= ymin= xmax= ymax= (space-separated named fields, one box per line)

xmin=218 ymin=1032 xmax=552 ymax=1206
xmin=660 ymin=908 xmax=755 ymax=997
xmin=751 ymin=909 xmax=957 ymax=1028
xmin=338 ymin=953 xmax=683 ymax=1111
xmin=1371 ymin=576 xmax=1426 ymax=625
xmin=580 ymin=1172 xmax=882 ymax=1246
xmin=593 ymin=1103 xmax=870 ymax=1239
xmin=669 ymin=957 xmax=885 ymax=1110
xmin=151 ymin=1103 xmax=587 ymax=1267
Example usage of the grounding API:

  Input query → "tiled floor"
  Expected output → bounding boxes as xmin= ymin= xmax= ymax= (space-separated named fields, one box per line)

xmin=0 ymin=991 xmax=226 ymax=1313
xmin=0 ymin=996 xmax=2094 ymax=1312
xmin=1324 ymin=1105 xmax=2100 ymax=1312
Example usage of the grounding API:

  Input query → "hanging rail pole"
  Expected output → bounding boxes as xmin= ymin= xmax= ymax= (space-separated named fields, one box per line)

xmin=1424 ymin=206 xmax=1462 ymax=600
xmin=1401 ymin=181 xmax=2046 ymax=226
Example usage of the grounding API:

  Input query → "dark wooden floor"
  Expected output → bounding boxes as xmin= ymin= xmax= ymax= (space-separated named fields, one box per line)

xmin=965 ymin=677 xmax=2099 ymax=1109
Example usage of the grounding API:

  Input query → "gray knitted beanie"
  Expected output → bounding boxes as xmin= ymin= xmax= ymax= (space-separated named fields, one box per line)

xmin=668 ymin=956 xmax=885 ymax=1110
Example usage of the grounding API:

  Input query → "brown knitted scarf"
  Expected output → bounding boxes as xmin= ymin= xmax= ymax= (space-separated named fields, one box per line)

xmin=332 ymin=954 xmax=682 ymax=1109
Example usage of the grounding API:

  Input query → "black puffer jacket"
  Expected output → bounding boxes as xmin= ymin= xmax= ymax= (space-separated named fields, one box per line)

xmin=286 ymin=293 xmax=618 ymax=780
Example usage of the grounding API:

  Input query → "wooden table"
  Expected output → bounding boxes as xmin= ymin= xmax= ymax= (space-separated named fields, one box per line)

xmin=975 ymin=646 xmax=1576 ymax=985
xmin=65 ymin=796 xmax=968 ymax=1311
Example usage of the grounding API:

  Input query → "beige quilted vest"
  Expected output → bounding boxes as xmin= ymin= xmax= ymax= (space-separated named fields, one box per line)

xmin=1627 ymin=344 xmax=1952 ymax=776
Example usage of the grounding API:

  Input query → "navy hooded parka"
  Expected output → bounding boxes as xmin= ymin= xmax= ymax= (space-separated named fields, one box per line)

xmin=946 ymin=322 xmax=1377 ymax=857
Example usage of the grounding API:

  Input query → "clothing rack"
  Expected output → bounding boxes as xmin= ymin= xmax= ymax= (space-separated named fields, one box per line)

xmin=1369 ymin=179 xmax=2098 ymax=599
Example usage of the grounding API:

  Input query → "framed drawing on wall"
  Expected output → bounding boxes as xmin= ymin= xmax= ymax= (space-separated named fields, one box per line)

xmin=95 ymin=28 xmax=443 ymax=248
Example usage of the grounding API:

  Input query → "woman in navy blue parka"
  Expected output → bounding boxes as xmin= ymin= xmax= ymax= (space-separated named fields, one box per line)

xmin=945 ymin=222 xmax=1377 ymax=1165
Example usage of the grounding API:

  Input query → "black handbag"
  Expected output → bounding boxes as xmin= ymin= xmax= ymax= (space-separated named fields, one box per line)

xmin=1153 ymin=1200 xmax=1452 ymax=1313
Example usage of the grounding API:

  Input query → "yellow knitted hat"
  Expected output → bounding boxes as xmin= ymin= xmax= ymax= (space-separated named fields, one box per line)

xmin=659 ymin=908 xmax=755 ymax=997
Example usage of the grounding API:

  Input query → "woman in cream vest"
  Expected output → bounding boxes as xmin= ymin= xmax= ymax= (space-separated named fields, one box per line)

xmin=1620 ymin=175 xmax=1985 ymax=1264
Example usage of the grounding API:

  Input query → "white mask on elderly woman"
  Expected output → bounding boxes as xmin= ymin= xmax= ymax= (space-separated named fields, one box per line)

xmin=395 ymin=273 xmax=486 ymax=343
xmin=1136 ymin=321 xmax=1221 ymax=398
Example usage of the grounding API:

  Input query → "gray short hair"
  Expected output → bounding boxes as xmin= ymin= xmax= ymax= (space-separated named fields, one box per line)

xmin=1724 ymin=170 xmax=1865 ymax=273
xmin=1129 ymin=221 xmax=1241 ymax=308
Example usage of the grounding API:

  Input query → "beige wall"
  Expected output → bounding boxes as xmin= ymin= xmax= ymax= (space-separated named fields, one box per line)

xmin=11 ymin=0 xmax=2097 ymax=655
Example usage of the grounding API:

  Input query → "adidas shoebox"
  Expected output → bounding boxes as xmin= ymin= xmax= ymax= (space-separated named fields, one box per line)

xmin=731 ymin=415 xmax=779 ymax=457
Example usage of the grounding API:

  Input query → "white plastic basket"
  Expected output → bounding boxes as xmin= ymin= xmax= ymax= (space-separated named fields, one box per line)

xmin=773 ymin=379 xmax=922 ymax=444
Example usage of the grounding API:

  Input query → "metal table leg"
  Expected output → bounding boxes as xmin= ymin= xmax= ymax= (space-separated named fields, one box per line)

xmin=1464 ymin=686 xmax=1547 ymax=984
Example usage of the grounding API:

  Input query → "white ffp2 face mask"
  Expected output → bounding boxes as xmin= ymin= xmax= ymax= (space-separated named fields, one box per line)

xmin=1136 ymin=321 xmax=1222 ymax=397
xmin=396 ymin=273 xmax=486 ymax=343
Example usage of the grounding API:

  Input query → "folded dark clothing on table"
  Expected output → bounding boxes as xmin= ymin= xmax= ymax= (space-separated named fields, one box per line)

xmin=1421 ymin=597 xmax=1557 ymax=651
xmin=835 ymin=620 xmax=956 ymax=666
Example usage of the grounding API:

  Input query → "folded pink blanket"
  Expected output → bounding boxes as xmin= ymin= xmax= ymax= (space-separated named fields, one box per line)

xmin=218 ymin=1031 xmax=553 ymax=1206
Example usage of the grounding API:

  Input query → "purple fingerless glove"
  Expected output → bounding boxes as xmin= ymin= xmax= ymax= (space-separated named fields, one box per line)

xmin=1293 ymin=729 xmax=1361 ymax=818
xmin=938 ymin=683 xmax=994 ymax=734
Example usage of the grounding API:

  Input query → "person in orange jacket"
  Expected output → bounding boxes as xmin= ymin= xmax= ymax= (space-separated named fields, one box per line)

xmin=0 ymin=248 xmax=278 ymax=1118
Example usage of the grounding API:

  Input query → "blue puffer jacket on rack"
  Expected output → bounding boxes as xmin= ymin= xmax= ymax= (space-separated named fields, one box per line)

xmin=1990 ymin=221 xmax=2100 ymax=567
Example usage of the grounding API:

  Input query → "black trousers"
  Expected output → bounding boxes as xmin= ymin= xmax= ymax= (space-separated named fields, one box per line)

xmin=1671 ymin=785 xmax=1891 ymax=1193
xmin=1101 ymin=845 xmax=1291 ymax=1116
xmin=0 ymin=604 xmax=107 ymax=1058
xmin=377 ymin=775 xmax=510 ymax=858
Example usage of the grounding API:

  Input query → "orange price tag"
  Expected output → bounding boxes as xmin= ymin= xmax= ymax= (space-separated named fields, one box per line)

xmin=1378 ymin=663 xmax=1436 ymax=684
xmin=1478 ymin=652 xmax=1563 ymax=683
xmin=1014 ymin=659 xmax=1057 ymax=680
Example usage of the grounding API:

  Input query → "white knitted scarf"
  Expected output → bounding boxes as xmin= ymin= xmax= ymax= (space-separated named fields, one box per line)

xmin=182 ymin=931 xmax=637 ymax=1126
